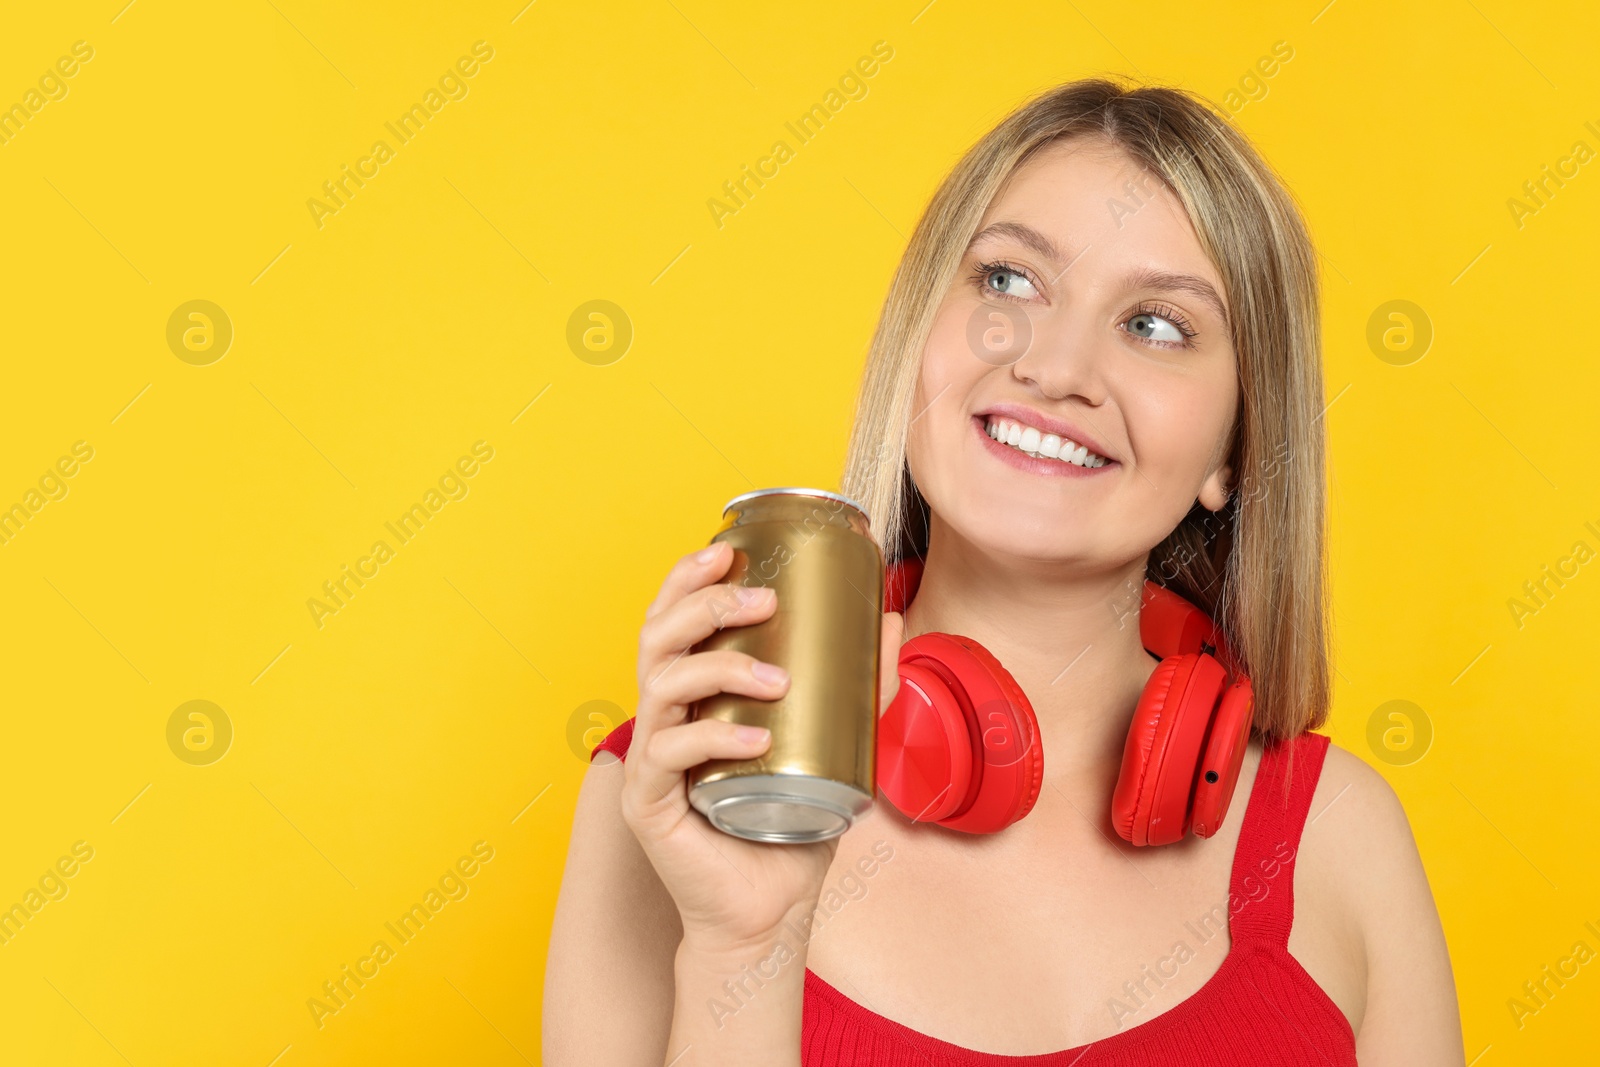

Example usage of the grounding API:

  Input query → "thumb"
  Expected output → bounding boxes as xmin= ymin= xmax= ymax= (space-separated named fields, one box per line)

xmin=878 ymin=610 xmax=904 ymax=715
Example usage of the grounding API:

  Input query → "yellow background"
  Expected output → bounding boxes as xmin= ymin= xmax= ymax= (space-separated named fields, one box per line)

xmin=0 ymin=1 xmax=1595 ymax=1063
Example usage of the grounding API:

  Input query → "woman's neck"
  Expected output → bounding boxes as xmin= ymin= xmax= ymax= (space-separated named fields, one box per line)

xmin=899 ymin=519 xmax=1159 ymax=790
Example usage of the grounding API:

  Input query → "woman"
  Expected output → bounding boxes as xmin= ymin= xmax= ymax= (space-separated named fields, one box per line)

xmin=544 ymin=77 xmax=1463 ymax=1065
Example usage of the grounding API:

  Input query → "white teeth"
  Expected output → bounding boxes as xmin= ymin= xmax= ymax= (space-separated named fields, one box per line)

xmin=983 ymin=416 xmax=1108 ymax=468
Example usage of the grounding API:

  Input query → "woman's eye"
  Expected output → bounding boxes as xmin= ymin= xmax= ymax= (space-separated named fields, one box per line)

xmin=983 ymin=266 xmax=1037 ymax=300
xmin=1125 ymin=312 xmax=1186 ymax=344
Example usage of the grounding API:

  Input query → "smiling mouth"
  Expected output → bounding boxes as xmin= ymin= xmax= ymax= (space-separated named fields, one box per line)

xmin=981 ymin=414 xmax=1111 ymax=468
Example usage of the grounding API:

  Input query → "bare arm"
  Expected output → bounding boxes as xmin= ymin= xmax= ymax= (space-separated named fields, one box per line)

xmin=543 ymin=751 xmax=682 ymax=1067
xmin=544 ymin=543 xmax=903 ymax=1066
xmin=544 ymin=750 xmax=818 ymax=1067
xmin=1324 ymin=747 xmax=1464 ymax=1065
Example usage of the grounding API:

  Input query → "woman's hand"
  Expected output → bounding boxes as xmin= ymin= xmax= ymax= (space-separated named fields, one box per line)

xmin=621 ymin=539 xmax=903 ymax=953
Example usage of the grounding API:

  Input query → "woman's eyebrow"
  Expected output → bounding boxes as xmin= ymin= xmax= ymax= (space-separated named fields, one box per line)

xmin=968 ymin=221 xmax=1072 ymax=266
xmin=1120 ymin=265 xmax=1231 ymax=330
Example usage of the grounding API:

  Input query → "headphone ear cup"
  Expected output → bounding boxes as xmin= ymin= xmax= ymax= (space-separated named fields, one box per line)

xmin=1112 ymin=657 xmax=1178 ymax=845
xmin=878 ymin=659 xmax=976 ymax=825
xmin=1190 ymin=676 xmax=1255 ymax=838
xmin=877 ymin=633 xmax=1042 ymax=834
xmin=1111 ymin=653 xmax=1228 ymax=846
xmin=935 ymin=635 xmax=1042 ymax=834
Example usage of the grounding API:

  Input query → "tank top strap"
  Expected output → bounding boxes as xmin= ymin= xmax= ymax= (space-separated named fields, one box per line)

xmin=1226 ymin=730 xmax=1331 ymax=947
xmin=590 ymin=716 xmax=637 ymax=762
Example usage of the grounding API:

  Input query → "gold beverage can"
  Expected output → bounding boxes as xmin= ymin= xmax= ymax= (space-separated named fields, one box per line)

xmin=686 ymin=487 xmax=883 ymax=843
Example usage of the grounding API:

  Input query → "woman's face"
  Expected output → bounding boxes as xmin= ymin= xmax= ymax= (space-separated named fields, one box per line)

xmin=907 ymin=135 xmax=1239 ymax=571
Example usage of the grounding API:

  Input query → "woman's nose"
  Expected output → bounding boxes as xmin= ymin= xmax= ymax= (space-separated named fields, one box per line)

xmin=1005 ymin=307 xmax=1110 ymax=405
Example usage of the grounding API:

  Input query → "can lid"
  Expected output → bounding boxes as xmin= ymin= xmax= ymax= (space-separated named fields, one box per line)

xmin=720 ymin=487 xmax=869 ymax=523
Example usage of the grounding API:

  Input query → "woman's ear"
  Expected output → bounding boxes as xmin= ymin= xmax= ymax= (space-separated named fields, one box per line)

xmin=1198 ymin=461 xmax=1234 ymax=512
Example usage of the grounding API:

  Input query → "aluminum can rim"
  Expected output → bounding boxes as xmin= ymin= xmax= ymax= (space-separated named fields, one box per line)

xmin=719 ymin=486 xmax=869 ymax=522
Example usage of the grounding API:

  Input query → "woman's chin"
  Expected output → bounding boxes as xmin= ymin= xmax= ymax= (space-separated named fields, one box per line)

xmin=942 ymin=514 xmax=1101 ymax=565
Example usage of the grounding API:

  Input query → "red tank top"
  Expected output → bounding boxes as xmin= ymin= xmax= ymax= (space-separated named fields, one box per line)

xmin=591 ymin=720 xmax=1356 ymax=1066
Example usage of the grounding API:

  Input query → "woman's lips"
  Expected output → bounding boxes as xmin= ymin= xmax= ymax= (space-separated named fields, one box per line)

xmin=972 ymin=415 xmax=1117 ymax=478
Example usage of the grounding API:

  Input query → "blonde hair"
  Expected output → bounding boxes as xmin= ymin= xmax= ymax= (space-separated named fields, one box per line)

xmin=839 ymin=77 xmax=1328 ymax=743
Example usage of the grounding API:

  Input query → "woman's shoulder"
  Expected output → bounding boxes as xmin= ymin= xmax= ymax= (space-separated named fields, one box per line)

xmin=1291 ymin=737 xmax=1461 ymax=1055
xmin=1300 ymin=739 xmax=1420 ymax=891
xmin=1294 ymin=739 xmax=1420 ymax=943
xmin=1292 ymin=736 xmax=1404 ymax=832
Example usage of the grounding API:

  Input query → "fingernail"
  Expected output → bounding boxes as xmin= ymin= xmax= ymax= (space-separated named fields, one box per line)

xmin=751 ymin=660 xmax=788 ymax=685
xmin=735 ymin=725 xmax=770 ymax=743
xmin=736 ymin=586 xmax=772 ymax=606
xmin=696 ymin=544 xmax=720 ymax=564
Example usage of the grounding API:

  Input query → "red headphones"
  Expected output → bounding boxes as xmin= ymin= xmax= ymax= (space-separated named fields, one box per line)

xmin=878 ymin=556 xmax=1255 ymax=845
